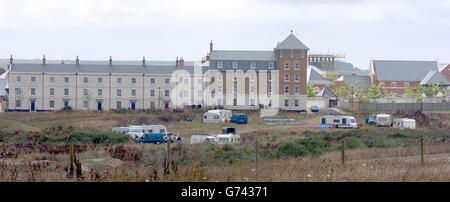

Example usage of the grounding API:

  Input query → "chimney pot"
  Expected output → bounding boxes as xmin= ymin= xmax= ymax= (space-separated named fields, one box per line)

xmin=42 ymin=55 xmax=46 ymax=65
xmin=142 ymin=56 xmax=146 ymax=66
xmin=109 ymin=56 xmax=112 ymax=66
xmin=9 ymin=54 xmax=13 ymax=64
xmin=210 ymin=40 xmax=214 ymax=53
xmin=76 ymin=55 xmax=80 ymax=65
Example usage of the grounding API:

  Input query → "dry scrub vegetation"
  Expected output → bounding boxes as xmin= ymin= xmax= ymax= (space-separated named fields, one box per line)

xmin=1 ymin=110 xmax=450 ymax=182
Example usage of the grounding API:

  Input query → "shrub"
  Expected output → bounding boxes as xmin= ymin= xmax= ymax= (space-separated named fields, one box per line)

xmin=277 ymin=136 xmax=331 ymax=157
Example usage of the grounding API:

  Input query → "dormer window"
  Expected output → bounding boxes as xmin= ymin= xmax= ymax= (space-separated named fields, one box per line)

xmin=250 ymin=62 xmax=256 ymax=69
xmin=232 ymin=62 xmax=238 ymax=69
xmin=217 ymin=61 xmax=223 ymax=69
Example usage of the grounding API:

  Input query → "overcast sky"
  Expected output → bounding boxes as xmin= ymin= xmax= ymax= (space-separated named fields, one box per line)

xmin=1 ymin=0 xmax=450 ymax=69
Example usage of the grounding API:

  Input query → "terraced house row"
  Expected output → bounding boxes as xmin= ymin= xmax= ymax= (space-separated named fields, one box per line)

xmin=1 ymin=32 xmax=311 ymax=111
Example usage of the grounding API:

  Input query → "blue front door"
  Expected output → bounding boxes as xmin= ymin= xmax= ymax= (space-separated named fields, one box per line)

xmin=30 ymin=100 xmax=36 ymax=112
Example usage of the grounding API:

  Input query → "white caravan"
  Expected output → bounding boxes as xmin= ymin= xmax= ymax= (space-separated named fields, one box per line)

xmin=203 ymin=110 xmax=232 ymax=123
xmin=113 ymin=125 xmax=168 ymax=139
xmin=216 ymin=134 xmax=241 ymax=145
xmin=376 ymin=114 xmax=392 ymax=127
xmin=190 ymin=133 xmax=218 ymax=144
xmin=320 ymin=116 xmax=359 ymax=129
xmin=393 ymin=118 xmax=416 ymax=130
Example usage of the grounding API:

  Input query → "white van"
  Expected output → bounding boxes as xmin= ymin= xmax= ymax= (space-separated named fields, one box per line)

xmin=376 ymin=114 xmax=392 ymax=127
xmin=320 ymin=116 xmax=359 ymax=129
xmin=393 ymin=118 xmax=416 ymax=130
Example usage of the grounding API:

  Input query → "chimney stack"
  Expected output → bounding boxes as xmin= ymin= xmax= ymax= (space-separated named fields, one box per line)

xmin=9 ymin=54 xmax=13 ymax=65
xmin=206 ymin=52 xmax=210 ymax=61
xmin=76 ymin=56 xmax=80 ymax=65
xmin=180 ymin=57 xmax=184 ymax=67
xmin=61 ymin=59 xmax=65 ymax=64
xmin=109 ymin=56 xmax=112 ymax=66
xmin=210 ymin=40 xmax=213 ymax=53
xmin=42 ymin=55 xmax=46 ymax=65
xmin=176 ymin=57 xmax=179 ymax=67
xmin=142 ymin=56 xmax=146 ymax=66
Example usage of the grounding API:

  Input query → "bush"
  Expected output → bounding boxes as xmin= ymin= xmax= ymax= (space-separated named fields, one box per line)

xmin=68 ymin=132 xmax=130 ymax=144
xmin=277 ymin=136 xmax=331 ymax=157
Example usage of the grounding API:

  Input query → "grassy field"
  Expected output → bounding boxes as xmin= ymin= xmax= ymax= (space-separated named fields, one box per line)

xmin=1 ymin=109 xmax=450 ymax=182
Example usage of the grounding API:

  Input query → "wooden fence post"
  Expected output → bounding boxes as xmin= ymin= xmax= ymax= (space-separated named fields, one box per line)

xmin=256 ymin=136 xmax=259 ymax=179
xmin=420 ymin=136 xmax=424 ymax=166
xmin=341 ymin=137 xmax=345 ymax=165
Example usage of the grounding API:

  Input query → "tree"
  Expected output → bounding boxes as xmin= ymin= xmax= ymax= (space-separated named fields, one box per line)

xmin=335 ymin=85 xmax=350 ymax=99
xmin=404 ymin=86 xmax=416 ymax=98
xmin=367 ymin=84 xmax=386 ymax=100
xmin=307 ymin=84 xmax=316 ymax=97
xmin=350 ymin=83 xmax=364 ymax=98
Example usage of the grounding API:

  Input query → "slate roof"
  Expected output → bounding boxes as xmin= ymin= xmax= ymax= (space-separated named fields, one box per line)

xmin=0 ymin=79 xmax=7 ymax=97
xmin=316 ymin=87 xmax=337 ymax=97
xmin=419 ymin=71 xmax=450 ymax=85
xmin=307 ymin=66 xmax=331 ymax=85
xmin=372 ymin=60 xmax=438 ymax=81
xmin=275 ymin=33 xmax=309 ymax=50
xmin=210 ymin=50 xmax=276 ymax=61
xmin=9 ymin=64 xmax=208 ymax=75
xmin=336 ymin=75 xmax=371 ymax=90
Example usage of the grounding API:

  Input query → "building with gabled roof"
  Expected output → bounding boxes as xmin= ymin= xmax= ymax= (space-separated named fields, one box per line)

xmin=369 ymin=60 xmax=439 ymax=96
xmin=419 ymin=70 xmax=450 ymax=86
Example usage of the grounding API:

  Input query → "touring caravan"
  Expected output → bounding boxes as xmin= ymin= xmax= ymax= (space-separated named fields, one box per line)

xmin=376 ymin=114 xmax=392 ymax=127
xmin=216 ymin=134 xmax=241 ymax=145
xmin=393 ymin=118 xmax=416 ymax=130
xmin=203 ymin=110 xmax=232 ymax=123
xmin=319 ymin=116 xmax=359 ymax=129
xmin=190 ymin=133 xmax=217 ymax=144
xmin=112 ymin=125 xmax=168 ymax=139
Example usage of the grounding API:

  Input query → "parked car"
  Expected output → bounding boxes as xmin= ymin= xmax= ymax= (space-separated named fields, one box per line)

xmin=365 ymin=114 xmax=377 ymax=125
xmin=230 ymin=114 xmax=248 ymax=124
xmin=135 ymin=133 xmax=167 ymax=144
xmin=310 ymin=105 xmax=319 ymax=113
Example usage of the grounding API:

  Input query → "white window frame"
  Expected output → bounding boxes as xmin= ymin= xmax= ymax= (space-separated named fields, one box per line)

xmin=83 ymin=77 xmax=89 ymax=83
xmin=50 ymin=77 xmax=55 ymax=83
xmin=64 ymin=88 xmax=69 ymax=96
xmin=131 ymin=78 xmax=137 ymax=84
xmin=150 ymin=89 xmax=155 ymax=97
xmin=98 ymin=89 xmax=103 ymax=96
xmin=50 ymin=88 xmax=55 ymax=96
xmin=31 ymin=77 xmax=36 ymax=82
xmin=284 ymin=61 xmax=290 ymax=70
xmin=117 ymin=89 xmax=122 ymax=97
xmin=83 ymin=89 xmax=89 ymax=96
xmin=30 ymin=88 xmax=35 ymax=96
xmin=284 ymin=86 xmax=290 ymax=95
xmin=150 ymin=78 xmax=155 ymax=84
xmin=131 ymin=89 xmax=136 ymax=97
xmin=285 ymin=73 xmax=290 ymax=82
xmin=295 ymin=61 xmax=300 ymax=70
xmin=16 ymin=76 xmax=21 ymax=83
xmin=404 ymin=82 xmax=410 ymax=87
xmin=294 ymin=85 xmax=300 ymax=95
xmin=64 ymin=77 xmax=69 ymax=83
xmin=98 ymin=77 xmax=103 ymax=84
xmin=268 ymin=62 xmax=274 ymax=69
xmin=49 ymin=100 xmax=55 ymax=108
